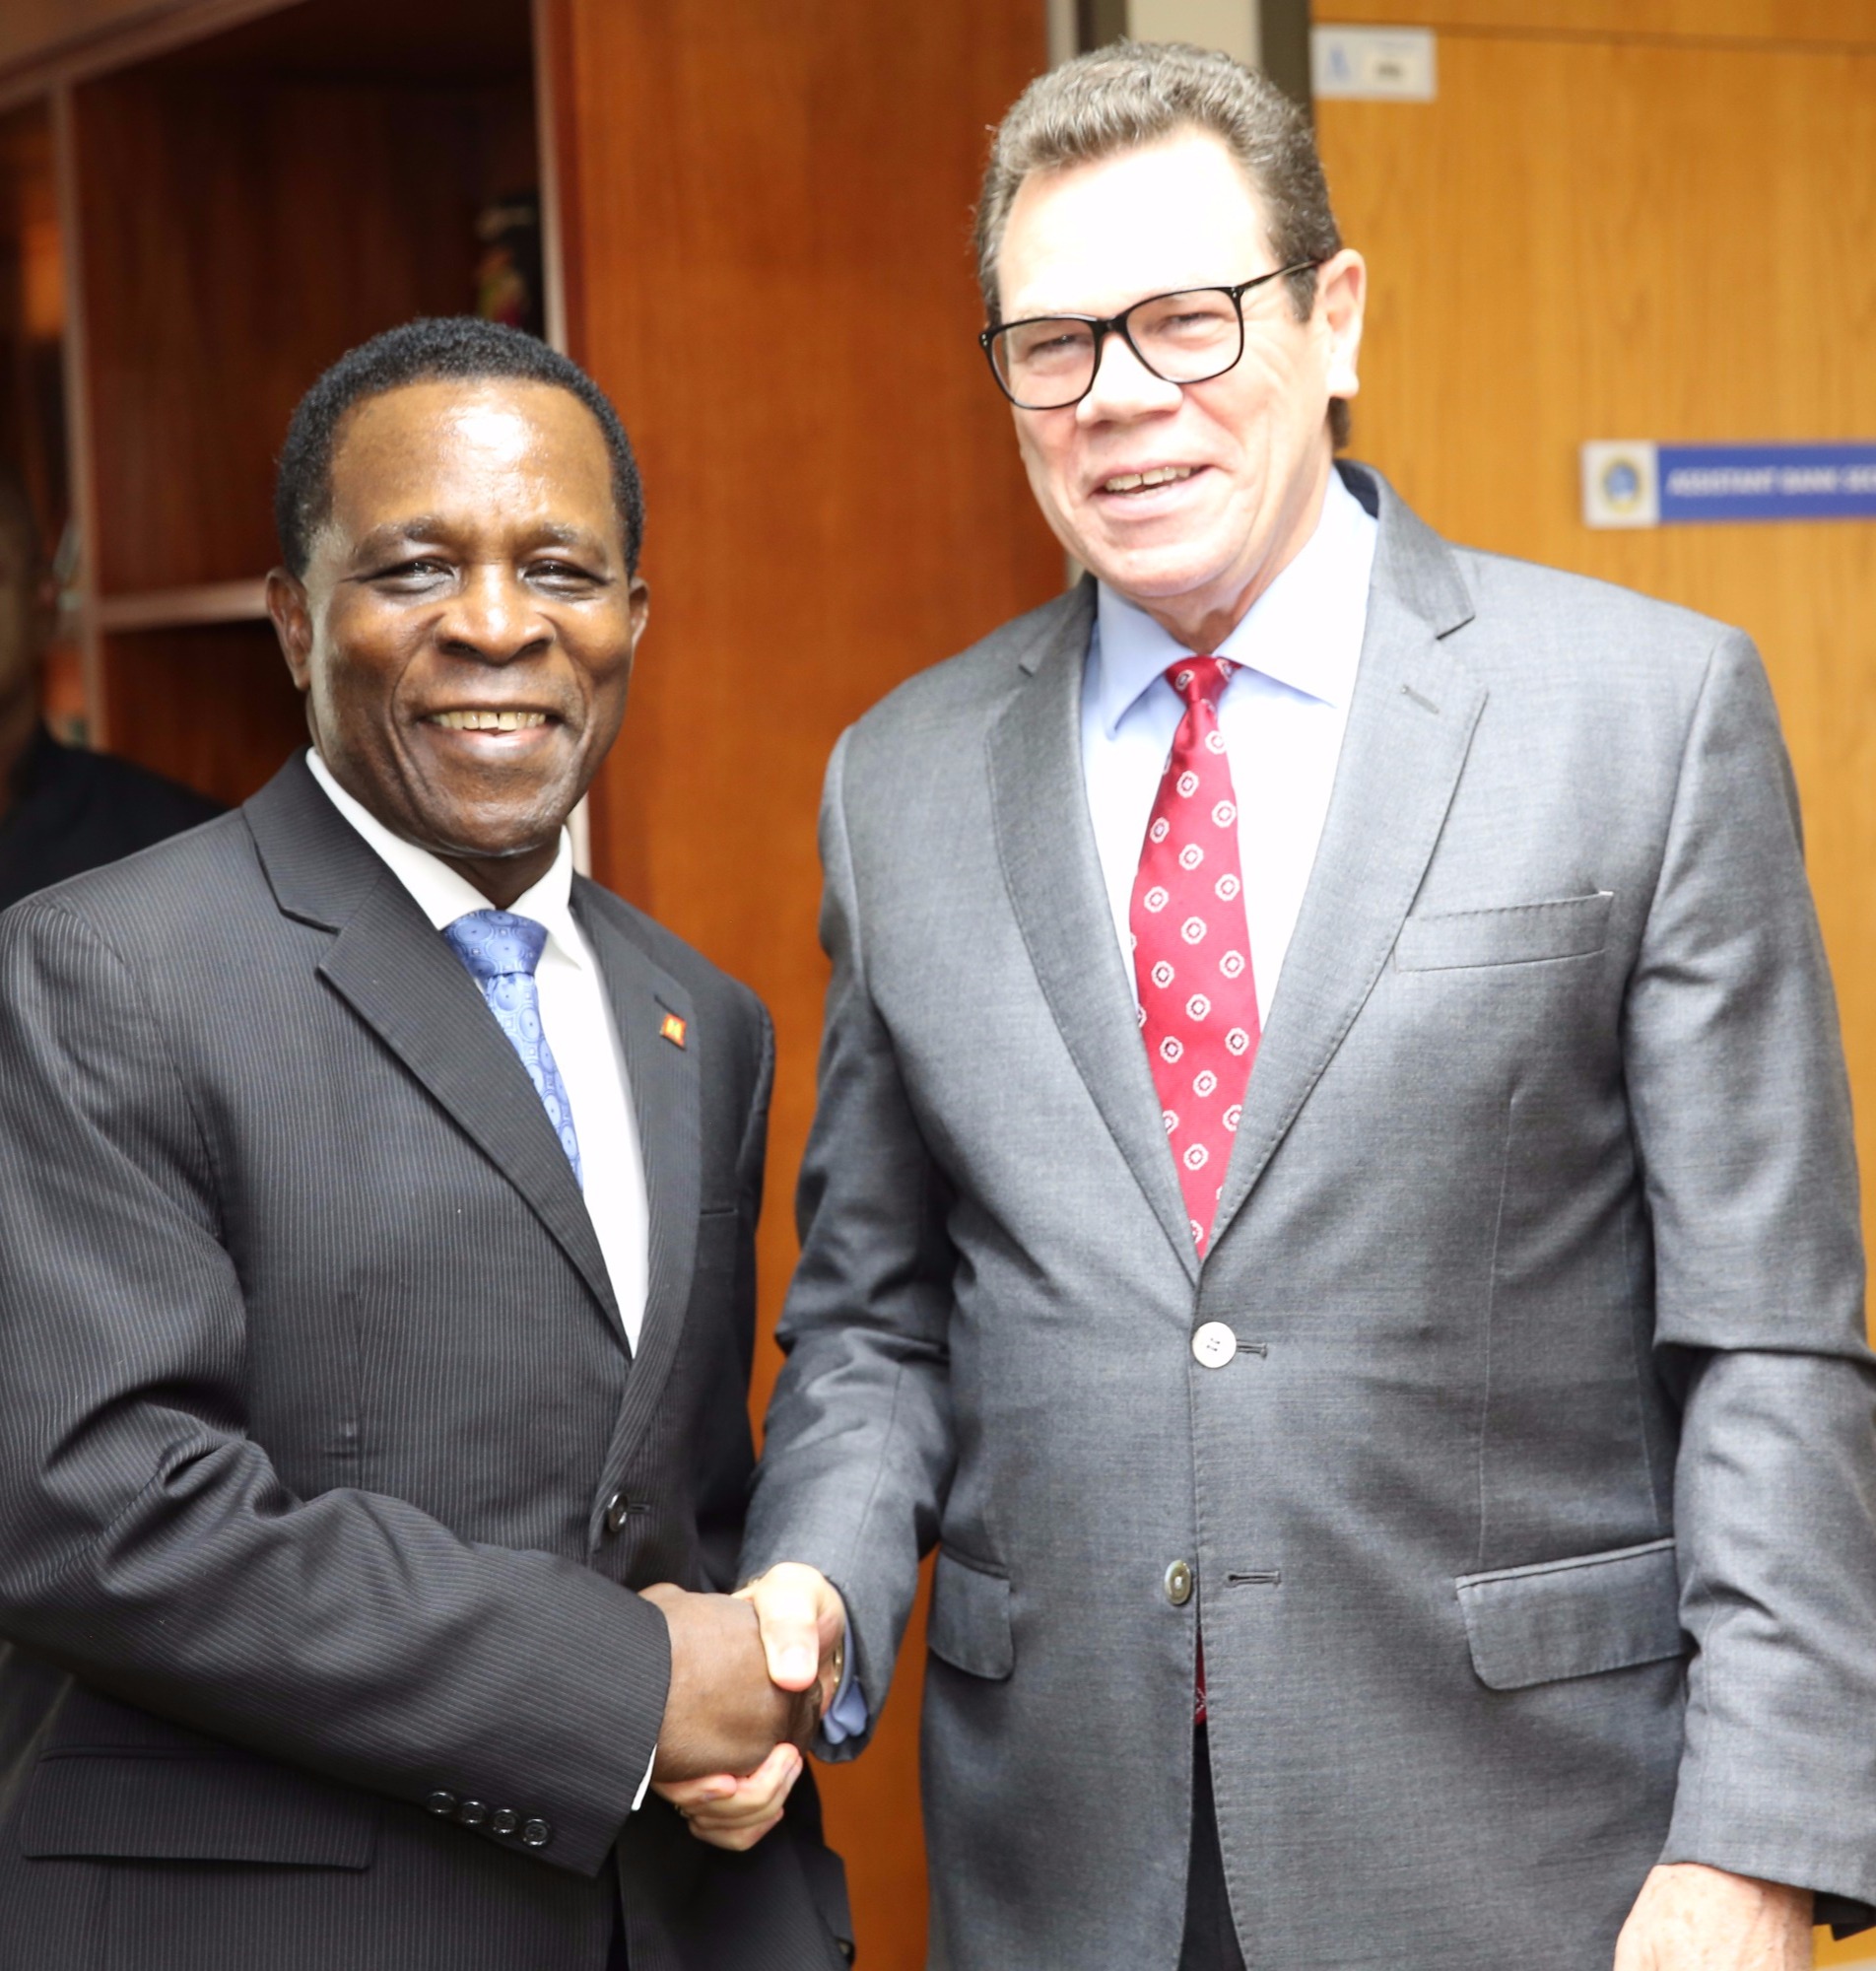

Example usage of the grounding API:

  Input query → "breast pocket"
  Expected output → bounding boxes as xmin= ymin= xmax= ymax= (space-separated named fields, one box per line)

xmin=1395 ymin=891 xmax=1614 ymax=973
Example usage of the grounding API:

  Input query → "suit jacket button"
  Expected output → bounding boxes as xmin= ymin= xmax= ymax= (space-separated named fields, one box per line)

xmin=605 ymin=1491 xmax=630 ymax=1535
xmin=1165 ymin=1559 xmax=1195 ymax=1606
xmin=491 ymin=1807 xmax=520 ymax=1836
xmin=1191 ymin=1321 xmax=1237 ymax=1368
xmin=456 ymin=1800 xmax=489 ymax=1826
xmin=522 ymin=1818 xmax=553 ymax=1848
xmin=425 ymin=1791 xmax=458 ymax=1817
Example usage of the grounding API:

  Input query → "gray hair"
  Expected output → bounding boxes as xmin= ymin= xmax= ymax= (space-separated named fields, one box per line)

xmin=974 ymin=41 xmax=1350 ymax=446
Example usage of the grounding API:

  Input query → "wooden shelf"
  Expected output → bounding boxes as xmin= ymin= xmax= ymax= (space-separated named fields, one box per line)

xmin=94 ymin=578 xmax=268 ymax=632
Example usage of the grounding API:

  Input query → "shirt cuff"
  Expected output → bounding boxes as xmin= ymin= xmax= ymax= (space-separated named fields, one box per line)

xmin=820 ymin=1613 xmax=867 ymax=1745
xmin=632 ymin=1744 xmax=655 ymax=1812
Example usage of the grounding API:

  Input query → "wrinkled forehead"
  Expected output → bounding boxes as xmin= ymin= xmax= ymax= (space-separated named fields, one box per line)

xmin=996 ymin=132 xmax=1274 ymax=320
xmin=330 ymin=380 xmax=609 ymax=503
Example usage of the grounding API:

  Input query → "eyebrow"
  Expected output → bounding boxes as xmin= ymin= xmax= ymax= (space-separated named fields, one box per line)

xmin=350 ymin=518 xmax=446 ymax=562
xmin=349 ymin=516 xmax=608 ymax=562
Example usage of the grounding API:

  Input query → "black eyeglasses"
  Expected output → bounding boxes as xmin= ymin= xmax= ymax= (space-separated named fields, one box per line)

xmin=979 ymin=263 xmax=1322 ymax=411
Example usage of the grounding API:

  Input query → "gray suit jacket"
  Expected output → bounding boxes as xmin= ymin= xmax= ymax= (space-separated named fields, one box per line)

xmin=744 ymin=466 xmax=1876 ymax=1968
xmin=0 ymin=757 xmax=850 ymax=1971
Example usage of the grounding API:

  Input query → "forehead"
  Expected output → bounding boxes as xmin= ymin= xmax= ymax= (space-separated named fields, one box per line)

xmin=997 ymin=130 xmax=1272 ymax=319
xmin=326 ymin=377 xmax=614 ymax=526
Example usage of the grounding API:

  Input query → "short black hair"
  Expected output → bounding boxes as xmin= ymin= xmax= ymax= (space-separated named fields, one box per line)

xmin=274 ymin=317 xmax=645 ymax=578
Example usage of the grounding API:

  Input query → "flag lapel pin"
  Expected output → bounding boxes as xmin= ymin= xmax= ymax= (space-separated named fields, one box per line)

xmin=659 ymin=1012 xmax=688 ymax=1049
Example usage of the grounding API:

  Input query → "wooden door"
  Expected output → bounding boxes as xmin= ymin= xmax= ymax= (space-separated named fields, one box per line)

xmin=542 ymin=4 xmax=1065 ymax=1963
xmin=1314 ymin=5 xmax=1876 ymax=1960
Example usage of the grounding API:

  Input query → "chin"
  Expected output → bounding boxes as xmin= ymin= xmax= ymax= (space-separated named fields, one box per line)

xmin=420 ymin=796 xmax=570 ymax=864
xmin=1096 ymin=551 xmax=1236 ymax=605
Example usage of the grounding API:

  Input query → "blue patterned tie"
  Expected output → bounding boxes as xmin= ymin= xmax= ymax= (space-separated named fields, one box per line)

xmin=441 ymin=910 xmax=583 ymax=1189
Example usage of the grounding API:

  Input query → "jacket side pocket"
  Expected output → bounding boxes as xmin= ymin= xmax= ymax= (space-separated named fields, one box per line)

xmin=1456 ymin=1536 xmax=1685 ymax=1691
xmin=927 ymin=1550 xmax=1013 ymax=1681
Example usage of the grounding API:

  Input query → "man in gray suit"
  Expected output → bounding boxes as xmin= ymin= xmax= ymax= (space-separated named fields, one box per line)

xmin=666 ymin=42 xmax=1876 ymax=1970
xmin=0 ymin=319 xmax=847 ymax=1969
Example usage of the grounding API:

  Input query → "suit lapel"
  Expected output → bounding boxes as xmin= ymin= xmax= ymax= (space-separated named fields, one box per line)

xmin=245 ymin=757 xmax=624 ymax=1339
xmin=318 ymin=876 xmax=626 ymax=1335
xmin=1207 ymin=478 xmax=1485 ymax=1254
xmin=988 ymin=583 xmax=1201 ymax=1282
xmin=576 ymin=890 xmax=702 ymax=1447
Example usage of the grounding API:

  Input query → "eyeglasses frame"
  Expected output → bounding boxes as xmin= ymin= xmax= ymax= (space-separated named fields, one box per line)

xmin=978 ymin=261 xmax=1325 ymax=411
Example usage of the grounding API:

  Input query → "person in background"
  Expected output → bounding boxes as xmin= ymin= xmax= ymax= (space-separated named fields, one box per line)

xmin=0 ymin=465 xmax=222 ymax=910
xmin=671 ymin=41 xmax=1876 ymax=1971
xmin=0 ymin=320 xmax=847 ymax=1971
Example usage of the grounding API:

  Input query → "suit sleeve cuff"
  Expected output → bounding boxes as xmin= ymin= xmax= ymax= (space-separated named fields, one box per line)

xmin=819 ymin=1611 xmax=867 ymax=1746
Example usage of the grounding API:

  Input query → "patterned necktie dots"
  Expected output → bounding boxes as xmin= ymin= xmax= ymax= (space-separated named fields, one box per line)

xmin=1128 ymin=655 xmax=1261 ymax=1257
xmin=441 ymin=909 xmax=584 ymax=1189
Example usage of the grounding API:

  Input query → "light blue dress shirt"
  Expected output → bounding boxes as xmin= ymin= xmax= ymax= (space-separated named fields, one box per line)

xmin=1082 ymin=470 xmax=1377 ymax=1026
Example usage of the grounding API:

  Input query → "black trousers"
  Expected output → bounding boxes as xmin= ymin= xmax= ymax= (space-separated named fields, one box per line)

xmin=609 ymin=1891 xmax=630 ymax=1970
xmin=1179 ymin=1728 xmax=1248 ymax=1970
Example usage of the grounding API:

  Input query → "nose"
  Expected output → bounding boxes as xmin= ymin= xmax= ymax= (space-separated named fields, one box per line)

xmin=1078 ymin=325 xmax=1182 ymax=424
xmin=437 ymin=563 xmax=550 ymax=664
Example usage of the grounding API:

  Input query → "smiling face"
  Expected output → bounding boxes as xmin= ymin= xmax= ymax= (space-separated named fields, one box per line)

xmin=268 ymin=377 xmax=646 ymax=907
xmin=994 ymin=129 xmax=1365 ymax=650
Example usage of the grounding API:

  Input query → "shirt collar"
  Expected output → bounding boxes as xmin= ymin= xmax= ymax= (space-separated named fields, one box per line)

xmin=303 ymin=747 xmax=583 ymax=961
xmin=1090 ymin=466 xmax=1377 ymax=737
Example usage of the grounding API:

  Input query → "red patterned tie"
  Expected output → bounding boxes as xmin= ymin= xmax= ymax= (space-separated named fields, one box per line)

xmin=1130 ymin=655 xmax=1261 ymax=1257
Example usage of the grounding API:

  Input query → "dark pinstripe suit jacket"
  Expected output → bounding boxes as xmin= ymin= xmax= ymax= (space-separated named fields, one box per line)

xmin=0 ymin=756 xmax=849 ymax=1971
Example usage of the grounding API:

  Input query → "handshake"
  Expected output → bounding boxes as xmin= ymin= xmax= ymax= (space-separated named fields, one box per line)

xmin=643 ymin=1563 xmax=846 ymax=1851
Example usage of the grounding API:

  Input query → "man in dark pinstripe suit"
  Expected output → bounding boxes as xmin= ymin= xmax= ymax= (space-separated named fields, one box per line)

xmin=0 ymin=320 xmax=849 ymax=1970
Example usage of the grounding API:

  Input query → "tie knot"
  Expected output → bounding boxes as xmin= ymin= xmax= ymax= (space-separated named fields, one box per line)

xmin=1166 ymin=654 xmax=1236 ymax=711
xmin=442 ymin=909 xmax=549 ymax=982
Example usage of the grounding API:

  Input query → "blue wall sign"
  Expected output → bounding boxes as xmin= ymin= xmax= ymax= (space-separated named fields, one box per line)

xmin=1581 ymin=441 xmax=1876 ymax=528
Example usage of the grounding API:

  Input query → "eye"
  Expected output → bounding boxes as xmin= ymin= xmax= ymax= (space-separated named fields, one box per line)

xmin=370 ymin=557 xmax=452 ymax=589
xmin=528 ymin=559 xmax=605 ymax=590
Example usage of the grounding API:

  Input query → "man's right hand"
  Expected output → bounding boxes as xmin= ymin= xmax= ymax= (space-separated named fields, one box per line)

xmin=640 ymin=1583 xmax=821 ymax=1783
xmin=738 ymin=1562 xmax=848 ymax=1701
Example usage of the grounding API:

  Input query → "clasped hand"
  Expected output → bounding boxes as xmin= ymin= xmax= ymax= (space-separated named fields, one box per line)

xmin=645 ymin=1564 xmax=846 ymax=1851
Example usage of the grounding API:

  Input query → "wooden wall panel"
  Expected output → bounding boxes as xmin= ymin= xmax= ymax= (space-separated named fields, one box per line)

xmin=547 ymin=2 xmax=1063 ymax=1961
xmin=72 ymin=70 xmax=533 ymax=598
xmin=101 ymin=621 xmax=306 ymax=805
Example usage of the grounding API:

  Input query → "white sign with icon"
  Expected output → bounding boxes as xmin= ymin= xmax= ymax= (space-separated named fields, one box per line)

xmin=1581 ymin=442 xmax=1661 ymax=528
xmin=1310 ymin=26 xmax=1437 ymax=102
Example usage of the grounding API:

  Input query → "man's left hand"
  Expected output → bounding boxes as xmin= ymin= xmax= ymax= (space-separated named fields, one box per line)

xmin=1614 ymin=1864 xmax=1813 ymax=1969
xmin=653 ymin=1741 xmax=804 ymax=1852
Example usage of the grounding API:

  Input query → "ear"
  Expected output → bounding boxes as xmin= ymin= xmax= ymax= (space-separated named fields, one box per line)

xmin=625 ymin=572 xmax=650 ymax=661
xmin=265 ymin=567 xmax=314 ymax=694
xmin=1316 ymin=248 xmax=1367 ymax=403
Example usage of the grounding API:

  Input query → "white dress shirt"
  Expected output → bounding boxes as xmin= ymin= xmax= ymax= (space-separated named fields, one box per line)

xmin=304 ymin=750 xmax=651 ymax=1353
xmin=1081 ymin=470 xmax=1378 ymax=1025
